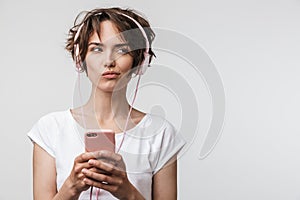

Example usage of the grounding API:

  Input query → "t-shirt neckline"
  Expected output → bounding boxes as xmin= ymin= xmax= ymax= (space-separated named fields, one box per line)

xmin=66 ymin=108 xmax=149 ymax=136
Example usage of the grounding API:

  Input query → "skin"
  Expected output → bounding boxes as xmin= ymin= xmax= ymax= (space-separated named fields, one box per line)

xmin=32 ymin=20 xmax=178 ymax=200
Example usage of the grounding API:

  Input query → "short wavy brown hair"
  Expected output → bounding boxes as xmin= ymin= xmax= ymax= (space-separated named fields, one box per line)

xmin=65 ymin=7 xmax=156 ymax=72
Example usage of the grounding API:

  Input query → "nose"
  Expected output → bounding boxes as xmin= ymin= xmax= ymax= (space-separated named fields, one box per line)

xmin=103 ymin=50 xmax=116 ymax=68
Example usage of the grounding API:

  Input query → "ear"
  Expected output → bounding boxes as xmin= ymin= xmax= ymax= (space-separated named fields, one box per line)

xmin=75 ymin=44 xmax=84 ymax=73
xmin=76 ymin=61 xmax=84 ymax=73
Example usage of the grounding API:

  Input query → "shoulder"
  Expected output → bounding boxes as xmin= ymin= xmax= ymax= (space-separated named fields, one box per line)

xmin=28 ymin=109 xmax=71 ymax=158
xmin=144 ymin=113 xmax=176 ymax=132
xmin=36 ymin=110 xmax=71 ymax=127
xmin=29 ymin=110 xmax=72 ymax=136
xmin=136 ymin=113 xmax=180 ymax=141
xmin=146 ymin=114 xmax=186 ymax=147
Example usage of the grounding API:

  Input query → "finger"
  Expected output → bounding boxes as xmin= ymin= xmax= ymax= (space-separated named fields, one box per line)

xmin=89 ymin=167 xmax=112 ymax=175
xmin=93 ymin=151 xmax=125 ymax=170
xmin=88 ymin=159 xmax=124 ymax=176
xmin=73 ymin=162 xmax=94 ymax=174
xmin=75 ymin=152 xmax=97 ymax=163
xmin=82 ymin=168 xmax=121 ymax=185
xmin=93 ymin=150 xmax=123 ymax=163
xmin=83 ymin=177 xmax=118 ymax=192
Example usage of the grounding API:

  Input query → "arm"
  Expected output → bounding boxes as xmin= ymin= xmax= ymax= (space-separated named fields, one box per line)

xmin=33 ymin=143 xmax=94 ymax=200
xmin=33 ymin=143 xmax=57 ymax=199
xmin=152 ymin=157 xmax=178 ymax=200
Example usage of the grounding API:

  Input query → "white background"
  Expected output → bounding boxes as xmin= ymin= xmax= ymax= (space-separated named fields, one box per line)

xmin=1 ymin=0 xmax=300 ymax=199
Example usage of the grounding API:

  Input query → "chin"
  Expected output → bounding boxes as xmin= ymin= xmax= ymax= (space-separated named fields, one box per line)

xmin=96 ymin=85 xmax=115 ymax=93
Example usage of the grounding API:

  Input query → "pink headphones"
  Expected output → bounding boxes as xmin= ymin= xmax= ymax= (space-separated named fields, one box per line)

xmin=73 ymin=12 xmax=150 ymax=75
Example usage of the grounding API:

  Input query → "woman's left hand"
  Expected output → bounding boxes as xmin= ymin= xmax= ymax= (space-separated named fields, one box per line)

xmin=81 ymin=150 xmax=144 ymax=200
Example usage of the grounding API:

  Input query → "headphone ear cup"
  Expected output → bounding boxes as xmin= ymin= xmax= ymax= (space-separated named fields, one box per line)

xmin=76 ymin=61 xmax=85 ymax=73
xmin=135 ymin=54 xmax=150 ymax=75
xmin=74 ymin=44 xmax=85 ymax=73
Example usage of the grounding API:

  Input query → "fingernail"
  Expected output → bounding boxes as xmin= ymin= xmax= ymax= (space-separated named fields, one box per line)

xmin=88 ymin=159 xmax=95 ymax=164
xmin=82 ymin=168 xmax=87 ymax=173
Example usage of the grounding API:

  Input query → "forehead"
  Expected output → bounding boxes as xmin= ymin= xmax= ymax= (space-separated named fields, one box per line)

xmin=88 ymin=20 xmax=125 ymax=44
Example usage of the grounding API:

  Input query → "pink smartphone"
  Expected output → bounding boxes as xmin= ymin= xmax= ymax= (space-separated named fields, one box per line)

xmin=84 ymin=129 xmax=115 ymax=152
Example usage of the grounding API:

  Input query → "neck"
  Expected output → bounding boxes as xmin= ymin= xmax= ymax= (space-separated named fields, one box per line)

xmin=85 ymin=85 xmax=130 ymax=121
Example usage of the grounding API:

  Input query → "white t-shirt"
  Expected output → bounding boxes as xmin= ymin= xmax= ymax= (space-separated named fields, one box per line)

xmin=28 ymin=109 xmax=185 ymax=200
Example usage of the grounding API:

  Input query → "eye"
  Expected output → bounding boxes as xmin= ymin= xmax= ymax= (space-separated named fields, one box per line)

xmin=116 ymin=47 xmax=129 ymax=54
xmin=90 ymin=46 xmax=103 ymax=53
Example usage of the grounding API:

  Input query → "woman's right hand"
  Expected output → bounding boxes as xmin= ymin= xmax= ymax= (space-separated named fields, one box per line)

xmin=63 ymin=152 xmax=96 ymax=198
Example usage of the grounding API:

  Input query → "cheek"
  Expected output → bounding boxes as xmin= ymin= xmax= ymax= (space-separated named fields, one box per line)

xmin=117 ymin=56 xmax=134 ymax=72
xmin=84 ymin=56 xmax=101 ymax=83
xmin=85 ymin=54 xmax=104 ymax=70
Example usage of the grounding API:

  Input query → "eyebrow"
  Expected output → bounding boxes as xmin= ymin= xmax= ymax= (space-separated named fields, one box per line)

xmin=88 ymin=42 xmax=103 ymax=46
xmin=88 ymin=42 xmax=129 ymax=47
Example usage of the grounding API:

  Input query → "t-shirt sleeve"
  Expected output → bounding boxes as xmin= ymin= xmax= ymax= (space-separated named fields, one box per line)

xmin=27 ymin=114 xmax=58 ymax=158
xmin=152 ymin=121 xmax=186 ymax=174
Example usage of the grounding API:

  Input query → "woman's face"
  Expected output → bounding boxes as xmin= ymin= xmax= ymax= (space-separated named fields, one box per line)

xmin=85 ymin=20 xmax=134 ymax=92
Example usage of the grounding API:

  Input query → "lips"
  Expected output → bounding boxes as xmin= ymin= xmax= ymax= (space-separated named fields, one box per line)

xmin=102 ymin=71 xmax=121 ymax=79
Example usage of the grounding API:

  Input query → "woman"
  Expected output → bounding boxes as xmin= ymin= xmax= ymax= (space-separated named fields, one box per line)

xmin=28 ymin=7 xmax=185 ymax=200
